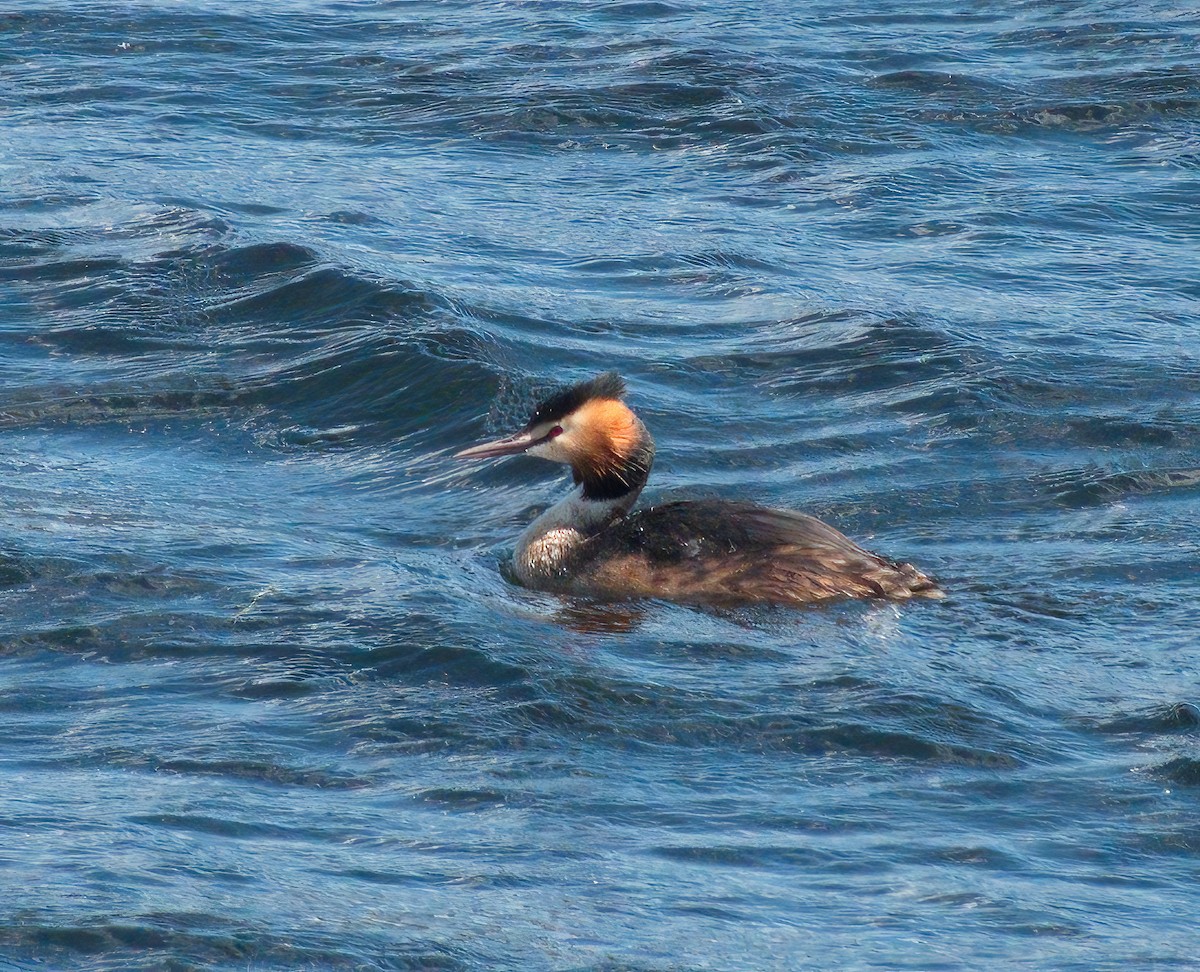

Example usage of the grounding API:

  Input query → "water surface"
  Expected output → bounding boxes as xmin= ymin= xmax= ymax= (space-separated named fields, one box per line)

xmin=1 ymin=1 xmax=1198 ymax=969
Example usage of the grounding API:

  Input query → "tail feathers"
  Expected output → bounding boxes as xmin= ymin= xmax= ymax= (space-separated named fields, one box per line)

xmin=867 ymin=559 xmax=945 ymax=600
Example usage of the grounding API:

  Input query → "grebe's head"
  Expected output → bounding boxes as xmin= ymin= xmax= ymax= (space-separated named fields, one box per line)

xmin=455 ymin=371 xmax=654 ymax=500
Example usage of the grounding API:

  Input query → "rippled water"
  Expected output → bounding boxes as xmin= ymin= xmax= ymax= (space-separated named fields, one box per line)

xmin=2 ymin=2 xmax=1198 ymax=969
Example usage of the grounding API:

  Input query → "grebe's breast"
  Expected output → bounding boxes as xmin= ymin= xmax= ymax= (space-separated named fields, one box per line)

xmin=565 ymin=500 xmax=941 ymax=604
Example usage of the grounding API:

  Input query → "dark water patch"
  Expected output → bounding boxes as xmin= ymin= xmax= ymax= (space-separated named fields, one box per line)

xmin=1152 ymin=758 xmax=1200 ymax=787
xmin=329 ymin=866 xmax=446 ymax=889
xmin=0 ymin=7 xmax=421 ymax=64
xmin=871 ymin=70 xmax=1013 ymax=97
xmin=686 ymin=312 xmax=972 ymax=399
xmin=920 ymin=96 xmax=1200 ymax=137
xmin=508 ymin=674 xmax=1031 ymax=769
xmin=568 ymin=248 xmax=786 ymax=284
xmin=317 ymin=40 xmax=803 ymax=152
xmin=232 ymin=330 xmax=476 ymax=442
xmin=368 ymin=638 xmax=535 ymax=691
xmin=226 ymin=676 xmax=329 ymax=701
xmin=141 ymin=756 xmax=372 ymax=791
xmin=0 ymin=208 xmax=230 ymax=263
xmin=912 ymin=843 xmax=1025 ymax=871
xmin=920 ymin=588 xmax=1086 ymax=637
xmin=994 ymin=21 xmax=1200 ymax=57
xmin=0 ymin=193 xmax=103 ymax=217
xmin=0 ymin=228 xmax=514 ymax=450
xmin=0 ymin=919 xmax=467 ymax=972
xmin=1126 ymin=826 xmax=1200 ymax=858
xmin=208 ymin=266 xmax=425 ymax=328
xmin=353 ymin=712 xmax=497 ymax=756
xmin=0 ymin=383 xmax=238 ymax=428
xmin=25 ymin=82 xmax=159 ymax=109
xmin=127 ymin=812 xmax=349 ymax=843
xmin=0 ymin=255 xmax=124 ymax=284
xmin=320 ymin=861 xmax=547 ymax=894
xmin=0 ymin=553 xmax=34 ymax=589
xmin=87 ymin=567 xmax=208 ymax=599
xmin=6 ymin=611 xmax=280 ymax=665
xmin=205 ymin=240 xmax=318 ymax=281
xmin=1038 ymin=467 xmax=1200 ymax=508
xmin=561 ymin=960 xmax=686 ymax=964
xmin=595 ymin=2 xmax=689 ymax=20
xmin=316 ymin=209 xmax=385 ymax=227
xmin=1095 ymin=703 xmax=1200 ymax=736
xmin=651 ymin=843 xmax=839 ymax=871
xmin=747 ymin=718 xmax=1020 ymax=768
xmin=641 ymin=47 xmax=787 ymax=91
xmin=1065 ymin=414 xmax=1181 ymax=447
xmin=0 ymin=551 xmax=230 ymax=604
xmin=412 ymin=787 xmax=512 ymax=811
xmin=1055 ymin=99 xmax=1195 ymax=129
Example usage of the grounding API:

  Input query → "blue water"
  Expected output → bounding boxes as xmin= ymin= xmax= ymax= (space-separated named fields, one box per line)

xmin=2 ymin=2 xmax=1198 ymax=969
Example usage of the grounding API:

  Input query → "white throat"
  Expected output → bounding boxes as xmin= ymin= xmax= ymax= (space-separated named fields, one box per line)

xmin=513 ymin=486 xmax=633 ymax=587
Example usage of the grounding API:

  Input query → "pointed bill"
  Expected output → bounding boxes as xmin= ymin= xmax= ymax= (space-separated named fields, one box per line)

xmin=454 ymin=430 xmax=537 ymax=460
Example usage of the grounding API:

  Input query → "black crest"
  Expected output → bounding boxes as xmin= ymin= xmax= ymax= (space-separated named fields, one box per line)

xmin=527 ymin=371 xmax=626 ymax=426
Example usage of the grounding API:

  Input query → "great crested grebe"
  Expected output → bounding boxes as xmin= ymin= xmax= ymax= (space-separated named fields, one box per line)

xmin=456 ymin=372 xmax=942 ymax=605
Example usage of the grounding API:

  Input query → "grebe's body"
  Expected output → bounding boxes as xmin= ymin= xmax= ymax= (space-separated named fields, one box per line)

xmin=457 ymin=373 xmax=942 ymax=606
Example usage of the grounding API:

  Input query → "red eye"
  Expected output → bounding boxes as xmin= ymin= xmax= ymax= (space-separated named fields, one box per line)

xmin=549 ymin=426 xmax=563 ymax=438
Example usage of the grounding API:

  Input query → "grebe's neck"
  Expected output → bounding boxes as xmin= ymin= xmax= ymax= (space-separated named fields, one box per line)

xmin=514 ymin=428 xmax=654 ymax=587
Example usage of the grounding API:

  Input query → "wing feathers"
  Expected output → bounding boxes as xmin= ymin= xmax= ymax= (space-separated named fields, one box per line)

xmin=572 ymin=500 xmax=941 ymax=604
